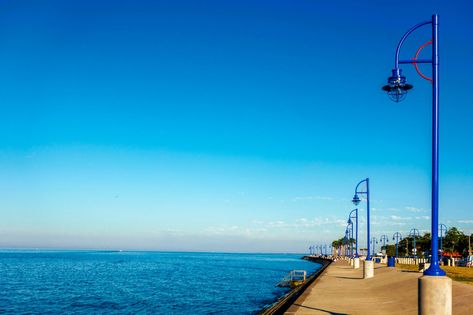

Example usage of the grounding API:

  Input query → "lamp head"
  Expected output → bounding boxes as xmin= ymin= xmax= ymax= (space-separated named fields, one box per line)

xmin=352 ymin=194 xmax=361 ymax=206
xmin=382 ymin=68 xmax=413 ymax=102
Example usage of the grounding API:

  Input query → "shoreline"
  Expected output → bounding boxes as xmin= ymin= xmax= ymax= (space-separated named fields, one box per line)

xmin=258 ymin=256 xmax=332 ymax=315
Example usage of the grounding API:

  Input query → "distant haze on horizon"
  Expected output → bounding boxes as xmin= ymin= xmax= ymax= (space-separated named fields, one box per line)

xmin=1 ymin=0 xmax=472 ymax=253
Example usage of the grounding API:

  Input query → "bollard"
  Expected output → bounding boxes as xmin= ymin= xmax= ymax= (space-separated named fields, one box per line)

xmin=418 ymin=276 xmax=452 ymax=315
xmin=363 ymin=260 xmax=374 ymax=279
xmin=353 ymin=257 xmax=360 ymax=269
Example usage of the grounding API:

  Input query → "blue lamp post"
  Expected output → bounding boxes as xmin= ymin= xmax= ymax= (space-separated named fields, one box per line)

xmin=393 ymin=232 xmax=403 ymax=257
xmin=347 ymin=224 xmax=353 ymax=257
xmin=382 ymin=14 xmax=444 ymax=277
xmin=348 ymin=209 xmax=359 ymax=257
xmin=344 ymin=228 xmax=349 ymax=257
xmin=352 ymin=178 xmax=371 ymax=260
xmin=439 ymin=223 xmax=448 ymax=257
xmin=380 ymin=235 xmax=389 ymax=255
xmin=370 ymin=236 xmax=378 ymax=256
xmin=409 ymin=228 xmax=420 ymax=257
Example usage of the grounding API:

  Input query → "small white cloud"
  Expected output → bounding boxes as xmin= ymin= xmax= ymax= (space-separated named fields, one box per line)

xmin=405 ymin=206 xmax=426 ymax=213
xmin=390 ymin=215 xmax=412 ymax=221
xmin=415 ymin=216 xmax=430 ymax=220
xmin=458 ymin=220 xmax=473 ymax=224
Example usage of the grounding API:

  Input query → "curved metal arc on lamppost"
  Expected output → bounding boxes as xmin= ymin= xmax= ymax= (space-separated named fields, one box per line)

xmin=393 ymin=232 xmax=403 ymax=258
xmin=352 ymin=178 xmax=371 ymax=260
xmin=383 ymin=14 xmax=444 ymax=277
xmin=383 ymin=20 xmax=432 ymax=103
xmin=394 ymin=21 xmax=432 ymax=67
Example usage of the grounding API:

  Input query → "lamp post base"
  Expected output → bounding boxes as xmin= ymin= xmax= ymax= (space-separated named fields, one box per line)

xmin=418 ymin=275 xmax=452 ymax=315
xmin=363 ymin=260 xmax=374 ymax=279
xmin=353 ymin=257 xmax=360 ymax=269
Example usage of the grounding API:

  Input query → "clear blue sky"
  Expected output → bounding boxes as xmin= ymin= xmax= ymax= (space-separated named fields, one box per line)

xmin=0 ymin=0 xmax=472 ymax=252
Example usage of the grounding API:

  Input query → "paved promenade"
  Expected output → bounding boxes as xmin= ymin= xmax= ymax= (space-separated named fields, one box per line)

xmin=285 ymin=260 xmax=473 ymax=315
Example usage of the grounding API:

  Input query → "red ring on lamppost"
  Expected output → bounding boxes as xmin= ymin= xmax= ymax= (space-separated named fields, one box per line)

xmin=413 ymin=39 xmax=433 ymax=82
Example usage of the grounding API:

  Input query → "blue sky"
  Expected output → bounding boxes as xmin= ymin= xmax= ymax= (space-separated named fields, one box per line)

xmin=0 ymin=0 xmax=472 ymax=252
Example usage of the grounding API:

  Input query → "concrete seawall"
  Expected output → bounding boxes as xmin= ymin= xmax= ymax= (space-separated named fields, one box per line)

xmin=258 ymin=257 xmax=332 ymax=315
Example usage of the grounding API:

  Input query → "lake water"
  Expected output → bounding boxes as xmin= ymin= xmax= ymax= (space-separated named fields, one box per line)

xmin=0 ymin=250 xmax=320 ymax=314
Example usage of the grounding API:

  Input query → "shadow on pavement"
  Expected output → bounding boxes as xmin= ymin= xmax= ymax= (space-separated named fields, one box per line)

xmin=334 ymin=276 xmax=362 ymax=280
xmin=293 ymin=304 xmax=348 ymax=315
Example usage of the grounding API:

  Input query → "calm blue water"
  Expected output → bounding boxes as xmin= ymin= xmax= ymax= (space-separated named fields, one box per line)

xmin=0 ymin=251 xmax=320 ymax=314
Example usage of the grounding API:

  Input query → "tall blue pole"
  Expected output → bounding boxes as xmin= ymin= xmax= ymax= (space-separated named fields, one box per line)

xmin=396 ymin=239 xmax=399 ymax=257
xmin=352 ymin=178 xmax=370 ymax=260
xmin=344 ymin=229 xmax=348 ymax=257
xmin=409 ymin=228 xmax=420 ymax=257
xmin=367 ymin=179 xmax=370 ymax=260
xmin=350 ymin=223 xmax=353 ymax=257
xmin=380 ymin=235 xmax=388 ymax=255
xmin=393 ymin=232 xmax=402 ymax=258
xmin=346 ymin=225 xmax=350 ymax=257
xmin=426 ymin=14 xmax=443 ymax=276
xmin=355 ymin=209 xmax=358 ymax=257
xmin=384 ymin=14 xmax=444 ymax=277
xmin=439 ymin=224 xmax=447 ymax=257
xmin=371 ymin=236 xmax=377 ymax=256
xmin=353 ymin=209 xmax=358 ymax=257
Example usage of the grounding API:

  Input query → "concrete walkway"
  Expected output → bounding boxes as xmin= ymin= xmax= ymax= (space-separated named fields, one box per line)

xmin=285 ymin=260 xmax=473 ymax=315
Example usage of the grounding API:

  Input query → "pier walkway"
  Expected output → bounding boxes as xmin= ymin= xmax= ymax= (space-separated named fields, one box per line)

xmin=285 ymin=260 xmax=473 ymax=315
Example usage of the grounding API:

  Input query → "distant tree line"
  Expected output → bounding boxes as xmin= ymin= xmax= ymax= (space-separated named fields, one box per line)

xmin=332 ymin=227 xmax=472 ymax=258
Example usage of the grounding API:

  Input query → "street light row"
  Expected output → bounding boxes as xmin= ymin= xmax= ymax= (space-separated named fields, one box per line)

xmin=337 ymin=222 xmax=449 ymax=258
xmin=308 ymin=244 xmax=332 ymax=256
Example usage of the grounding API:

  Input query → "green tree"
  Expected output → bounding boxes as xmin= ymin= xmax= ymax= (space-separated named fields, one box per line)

xmin=444 ymin=227 xmax=464 ymax=255
xmin=384 ymin=244 xmax=396 ymax=257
